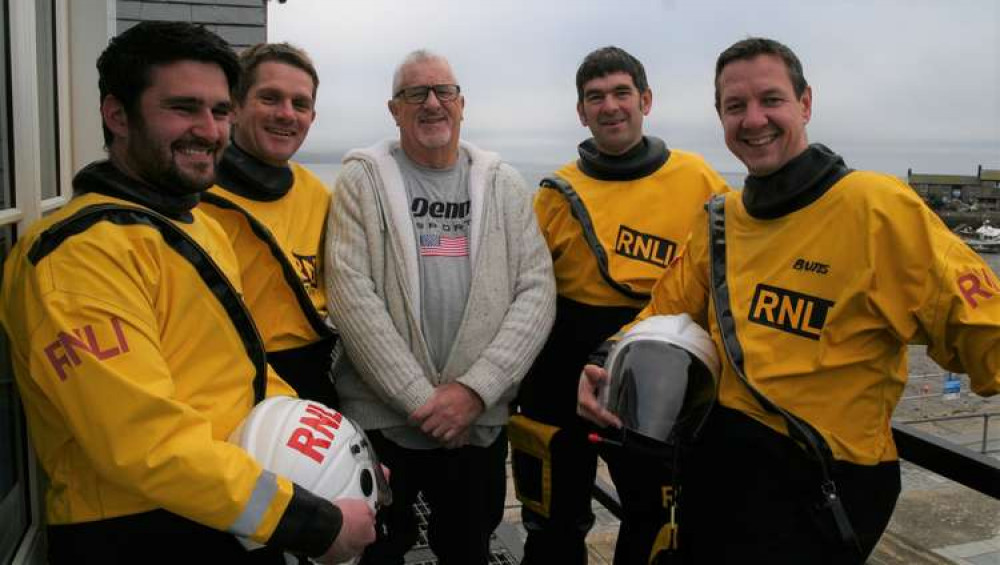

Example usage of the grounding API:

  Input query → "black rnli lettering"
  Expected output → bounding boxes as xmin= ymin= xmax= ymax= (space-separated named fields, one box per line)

xmin=614 ymin=225 xmax=676 ymax=267
xmin=748 ymin=283 xmax=834 ymax=340
xmin=410 ymin=197 xmax=471 ymax=219
xmin=792 ymin=258 xmax=830 ymax=275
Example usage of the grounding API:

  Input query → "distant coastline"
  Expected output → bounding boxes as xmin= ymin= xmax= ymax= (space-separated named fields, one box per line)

xmin=304 ymin=161 xmax=746 ymax=192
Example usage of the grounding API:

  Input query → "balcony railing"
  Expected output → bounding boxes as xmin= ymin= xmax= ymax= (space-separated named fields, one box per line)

xmin=591 ymin=416 xmax=1000 ymax=516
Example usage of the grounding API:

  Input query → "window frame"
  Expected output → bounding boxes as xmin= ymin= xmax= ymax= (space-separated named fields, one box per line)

xmin=1 ymin=1 xmax=112 ymax=563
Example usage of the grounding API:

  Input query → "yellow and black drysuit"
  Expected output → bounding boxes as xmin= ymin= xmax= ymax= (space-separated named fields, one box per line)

xmin=0 ymin=161 xmax=344 ymax=563
xmin=597 ymin=144 xmax=1000 ymax=563
xmin=513 ymin=136 xmax=727 ymax=565
xmin=200 ymin=143 xmax=337 ymax=407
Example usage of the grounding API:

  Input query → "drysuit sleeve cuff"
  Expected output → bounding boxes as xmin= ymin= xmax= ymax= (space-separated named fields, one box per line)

xmin=269 ymin=484 xmax=343 ymax=557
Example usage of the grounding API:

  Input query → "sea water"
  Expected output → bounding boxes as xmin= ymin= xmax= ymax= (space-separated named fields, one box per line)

xmin=306 ymin=162 xmax=746 ymax=192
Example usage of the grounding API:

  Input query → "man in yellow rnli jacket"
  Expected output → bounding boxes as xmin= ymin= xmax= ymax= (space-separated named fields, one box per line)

xmin=579 ymin=37 xmax=1000 ymax=564
xmin=513 ymin=46 xmax=726 ymax=565
xmin=0 ymin=22 xmax=373 ymax=564
xmin=199 ymin=43 xmax=337 ymax=407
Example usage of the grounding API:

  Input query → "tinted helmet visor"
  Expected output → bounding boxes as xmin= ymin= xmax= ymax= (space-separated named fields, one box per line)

xmin=605 ymin=340 xmax=715 ymax=445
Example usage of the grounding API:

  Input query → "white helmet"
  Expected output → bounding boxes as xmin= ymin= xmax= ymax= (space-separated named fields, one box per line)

xmin=601 ymin=314 xmax=720 ymax=447
xmin=230 ymin=396 xmax=390 ymax=551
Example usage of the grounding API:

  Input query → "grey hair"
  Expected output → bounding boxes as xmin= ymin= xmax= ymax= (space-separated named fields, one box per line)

xmin=391 ymin=49 xmax=453 ymax=95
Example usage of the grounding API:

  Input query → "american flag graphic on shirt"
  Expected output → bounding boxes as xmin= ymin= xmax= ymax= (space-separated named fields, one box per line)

xmin=419 ymin=233 xmax=469 ymax=257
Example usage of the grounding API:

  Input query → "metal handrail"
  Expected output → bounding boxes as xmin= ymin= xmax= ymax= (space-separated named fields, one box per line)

xmin=591 ymin=417 xmax=1000 ymax=520
xmin=898 ymin=412 xmax=999 ymax=454
xmin=892 ymin=422 xmax=1000 ymax=499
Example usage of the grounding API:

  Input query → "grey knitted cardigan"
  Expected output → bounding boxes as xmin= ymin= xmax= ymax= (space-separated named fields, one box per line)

xmin=324 ymin=139 xmax=556 ymax=432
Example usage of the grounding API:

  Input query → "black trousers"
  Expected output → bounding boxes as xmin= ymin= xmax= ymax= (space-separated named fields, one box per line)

xmin=268 ymin=334 xmax=339 ymax=409
xmin=678 ymin=406 xmax=901 ymax=564
xmin=47 ymin=509 xmax=288 ymax=564
xmin=359 ymin=429 xmax=508 ymax=565
xmin=516 ymin=420 xmax=675 ymax=565
xmin=516 ymin=297 xmax=668 ymax=565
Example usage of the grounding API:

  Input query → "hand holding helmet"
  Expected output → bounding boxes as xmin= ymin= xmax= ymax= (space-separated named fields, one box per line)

xmin=583 ymin=314 xmax=720 ymax=451
xmin=316 ymin=498 xmax=376 ymax=564
xmin=577 ymin=364 xmax=623 ymax=429
xmin=230 ymin=396 xmax=392 ymax=561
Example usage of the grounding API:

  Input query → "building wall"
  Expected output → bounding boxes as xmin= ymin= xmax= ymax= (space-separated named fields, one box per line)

xmin=909 ymin=168 xmax=1000 ymax=212
xmin=117 ymin=0 xmax=267 ymax=50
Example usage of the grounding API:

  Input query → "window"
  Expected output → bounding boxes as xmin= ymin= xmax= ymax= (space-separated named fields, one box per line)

xmin=0 ymin=252 xmax=29 ymax=562
xmin=1 ymin=1 xmax=68 ymax=562
xmin=0 ymin=0 xmax=30 ymax=559
xmin=35 ymin=0 xmax=58 ymax=201
xmin=0 ymin=1 xmax=8 ymax=211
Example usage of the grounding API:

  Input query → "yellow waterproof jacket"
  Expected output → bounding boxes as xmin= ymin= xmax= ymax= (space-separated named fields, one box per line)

xmin=0 ymin=162 xmax=337 ymax=555
xmin=635 ymin=171 xmax=1000 ymax=465
xmin=201 ymin=161 xmax=333 ymax=353
xmin=536 ymin=148 xmax=728 ymax=308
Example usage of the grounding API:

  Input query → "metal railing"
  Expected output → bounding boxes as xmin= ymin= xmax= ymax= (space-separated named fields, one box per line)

xmin=898 ymin=412 xmax=998 ymax=455
xmin=891 ymin=421 xmax=1000 ymax=499
xmin=592 ymin=409 xmax=1000 ymax=518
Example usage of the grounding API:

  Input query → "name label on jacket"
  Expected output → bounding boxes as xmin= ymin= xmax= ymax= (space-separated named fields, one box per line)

xmin=614 ymin=224 xmax=676 ymax=267
xmin=44 ymin=317 xmax=131 ymax=381
xmin=286 ymin=403 xmax=344 ymax=463
xmin=749 ymin=284 xmax=834 ymax=340
xmin=793 ymin=258 xmax=830 ymax=275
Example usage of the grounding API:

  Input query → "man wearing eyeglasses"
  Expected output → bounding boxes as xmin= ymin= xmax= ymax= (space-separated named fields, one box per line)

xmin=324 ymin=50 xmax=555 ymax=564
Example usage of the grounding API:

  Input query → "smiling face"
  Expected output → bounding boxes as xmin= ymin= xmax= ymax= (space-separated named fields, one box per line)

xmin=232 ymin=61 xmax=316 ymax=167
xmin=717 ymin=54 xmax=812 ymax=177
xmin=104 ymin=60 xmax=232 ymax=194
xmin=388 ymin=57 xmax=464 ymax=168
xmin=577 ymin=71 xmax=651 ymax=156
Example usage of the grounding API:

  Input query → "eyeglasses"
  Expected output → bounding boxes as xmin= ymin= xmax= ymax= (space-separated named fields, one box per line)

xmin=393 ymin=84 xmax=461 ymax=105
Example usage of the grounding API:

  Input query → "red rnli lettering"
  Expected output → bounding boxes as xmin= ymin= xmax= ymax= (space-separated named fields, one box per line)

xmin=300 ymin=404 xmax=343 ymax=439
xmin=286 ymin=404 xmax=343 ymax=463
xmin=958 ymin=268 xmax=999 ymax=308
xmin=44 ymin=317 xmax=130 ymax=381
xmin=286 ymin=428 xmax=331 ymax=463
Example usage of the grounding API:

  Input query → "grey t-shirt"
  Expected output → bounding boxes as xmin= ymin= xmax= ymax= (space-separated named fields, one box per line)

xmin=392 ymin=146 xmax=472 ymax=371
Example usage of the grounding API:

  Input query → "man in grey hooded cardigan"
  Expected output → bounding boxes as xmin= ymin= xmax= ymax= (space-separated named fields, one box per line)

xmin=324 ymin=50 xmax=556 ymax=565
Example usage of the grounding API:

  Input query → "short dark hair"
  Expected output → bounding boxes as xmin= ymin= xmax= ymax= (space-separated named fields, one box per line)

xmin=97 ymin=21 xmax=240 ymax=145
xmin=576 ymin=46 xmax=649 ymax=103
xmin=714 ymin=37 xmax=808 ymax=111
xmin=235 ymin=42 xmax=320 ymax=104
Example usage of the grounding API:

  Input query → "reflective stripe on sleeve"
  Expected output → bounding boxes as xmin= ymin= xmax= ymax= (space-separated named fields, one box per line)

xmin=228 ymin=469 xmax=279 ymax=537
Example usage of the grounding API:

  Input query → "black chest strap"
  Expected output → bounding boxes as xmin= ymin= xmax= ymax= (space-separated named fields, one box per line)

xmin=541 ymin=176 xmax=648 ymax=301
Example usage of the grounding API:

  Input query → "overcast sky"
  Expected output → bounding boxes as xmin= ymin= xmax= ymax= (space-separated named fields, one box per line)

xmin=268 ymin=0 xmax=999 ymax=177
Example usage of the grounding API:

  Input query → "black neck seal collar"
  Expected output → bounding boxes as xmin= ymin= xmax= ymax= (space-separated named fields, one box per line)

xmin=742 ymin=144 xmax=851 ymax=220
xmin=215 ymin=142 xmax=294 ymax=202
xmin=73 ymin=160 xmax=199 ymax=222
xmin=577 ymin=136 xmax=670 ymax=181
